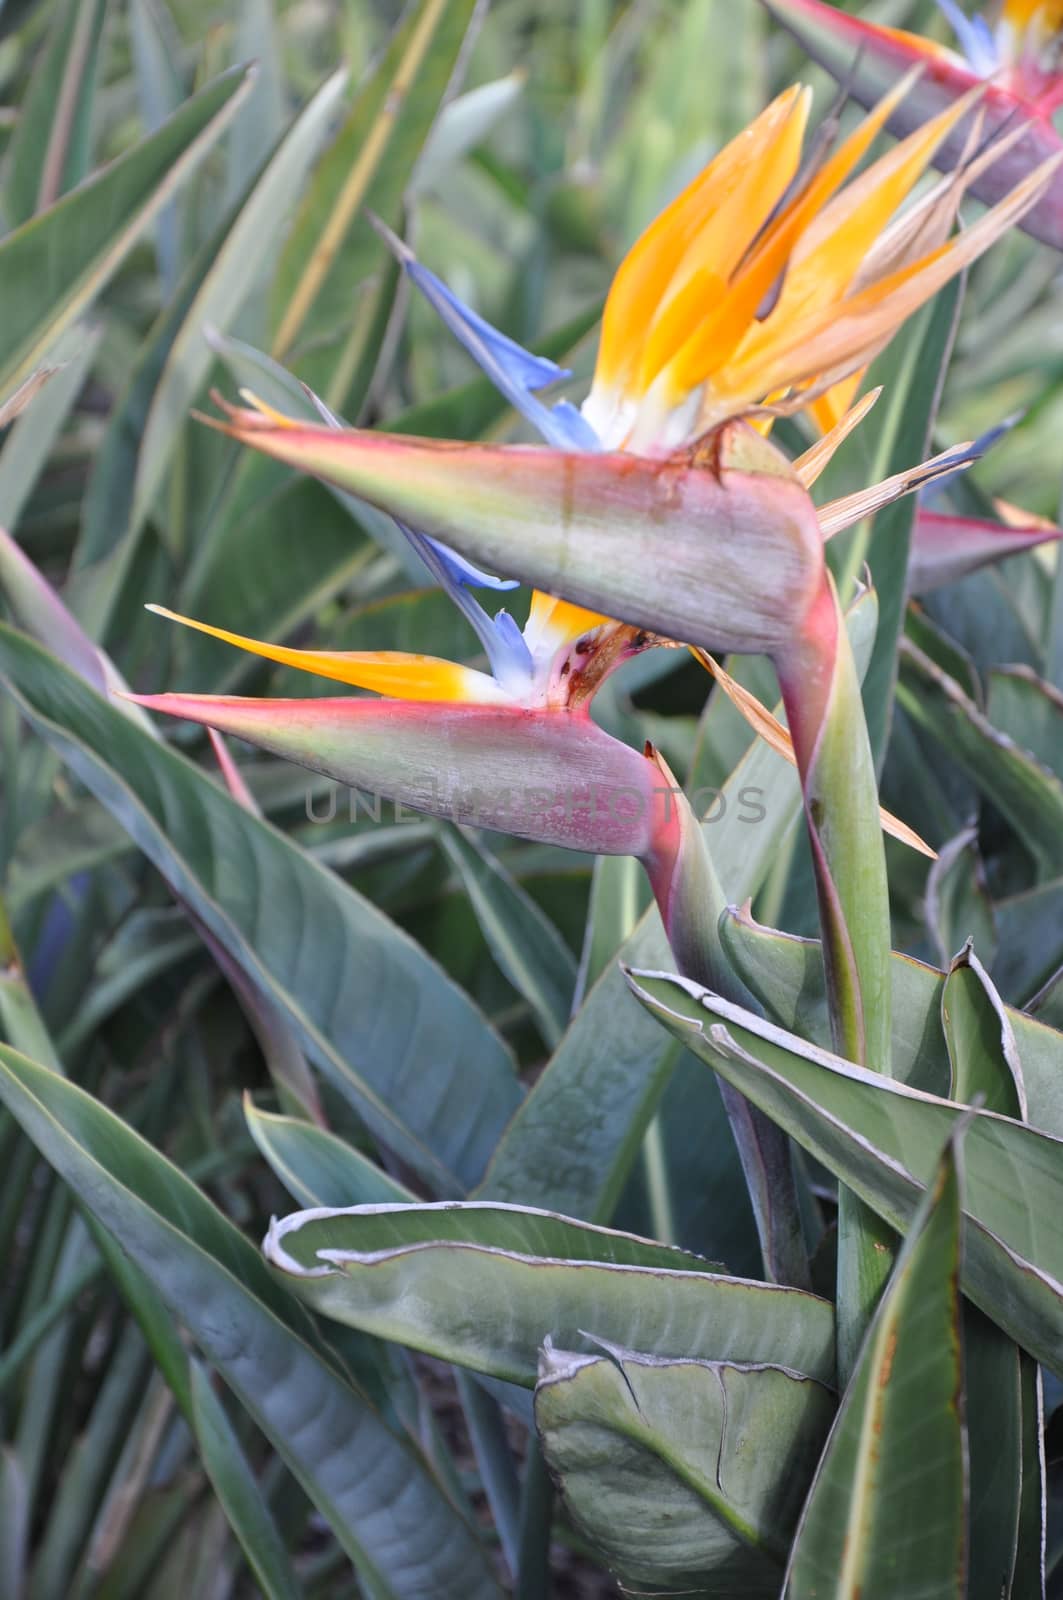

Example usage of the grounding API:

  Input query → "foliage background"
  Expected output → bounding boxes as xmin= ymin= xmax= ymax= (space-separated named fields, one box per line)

xmin=2 ymin=0 xmax=1063 ymax=1595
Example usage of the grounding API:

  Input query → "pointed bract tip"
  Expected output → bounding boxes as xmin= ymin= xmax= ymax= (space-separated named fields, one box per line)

xmin=365 ymin=209 xmax=414 ymax=264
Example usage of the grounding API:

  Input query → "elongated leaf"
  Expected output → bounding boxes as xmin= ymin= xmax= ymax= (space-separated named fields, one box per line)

xmin=270 ymin=0 xmax=482 ymax=391
xmin=245 ymin=1101 xmax=413 ymax=1209
xmin=993 ymin=879 xmax=1063 ymax=1009
xmin=629 ymin=970 xmax=1063 ymax=1373
xmin=784 ymin=1124 xmax=967 ymax=1598
xmin=0 ymin=1449 xmax=27 ymax=1600
xmin=0 ymin=625 xmax=520 ymax=1194
xmin=720 ymin=905 xmax=1063 ymax=1136
xmin=861 ymin=281 xmax=964 ymax=763
xmin=440 ymin=827 xmax=576 ymax=1049
xmin=0 ymin=896 xmax=59 ymax=1070
xmin=0 ymin=328 xmax=100 ymax=531
xmin=187 ymin=1361 xmax=304 ymax=1600
xmin=4 ymin=0 xmax=108 ymax=226
xmin=926 ymin=827 xmax=997 ymax=972
xmin=986 ymin=667 xmax=1063 ymax=785
xmin=898 ymin=639 xmax=1063 ymax=874
xmin=942 ymin=944 xmax=1027 ymax=1116
xmin=225 ymin=0 xmax=287 ymax=211
xmin=82 ymin=1219 xmax=306 ymax=1600
xmin=76 ymin=202 xmax=247 ymax=582
xmin=265 ymin=1202 xmax=836 ymax=1387
xmin=939 ymin=947 xmax=1043 ymax=1598
xmin=412 ymin=71 xmax=525 ymax=196
xmin=130 ymin=66 xmax=349 ymax=536
xmin=0 ymin=1045 xmax=502 ymax=1600
xmin=128 ymin=0 xmax=184 ymax=294
xmin=536 ymin=1345 xmax=835 ymax=1596
xmin=0 ymin=66 xmax=254 ymax=406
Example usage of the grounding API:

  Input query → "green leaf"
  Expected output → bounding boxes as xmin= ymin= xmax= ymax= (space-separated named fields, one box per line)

xmin=75 ymin=200 xmax=244 ymax=585
xmin=0 ymin=624 xmax=521 ymax=1194
xmin=2 ymin=967 xmax=276 ymax=1600
xmin=127 ymin=0 xmax=184 ymax=294
xmin=270 ymin=0 xmax=482 ymax=397
xmin=926 ymin=828 xmax=997 ymax=972
xmin=939 ymin=948 xmax=1041 ymax=1599
xmin=783 ymin=1123 xmax=967 ymax=1598
xmin=719 ymin=908 xmax=1063 ymax=1135
xmin=411 ymin=71 xmax=525 ymax=196
xmin=0 ymin=895 xmax=60 ymax=1070
xmin=129 ymin=66 xmax=349 ymax=538
xmin=0 ymin=65 xmax=254 ymax=407
xmin=0 ymin=1448 xmax=27 ymax=1600
xmin=628 ymin=970 xmax=1063 ymax=1374
xmin=898 ymin=638 xmax=1063 ymax=874
xmin=439 ymin=827 xmax=576 ymax=1049
xmin=536 ymin=1344 xmax=835 ymax=1596
xmin=4 ymin=0 xmax=108 ymax=227
xmin=0 ymin=1044 xmax=503 ymax=1600
xmin=0 ymin=328 xmax=100 ymax=532
xmin=942 ymin=944 xmax=1027 ymax=1116
xmin=265 ymin=1202 xmax=835 ymax=1388
xmin=993 ymin=878 xmax=1063 ymax=1009
xmin=986 ymin=667 xmax=1063 ymax=785
xmin=858 ymin=282 xmax=964 ymax=763
xmin=0 ymin=0 xmax=46 ymax=42
xmin=245 ymin=1100 xmax=413 ymax=1209
xmin=187 ymin=1360 xmax=304 ymax=1600
xmin=225 ymin=0 xmax=287 ymax=212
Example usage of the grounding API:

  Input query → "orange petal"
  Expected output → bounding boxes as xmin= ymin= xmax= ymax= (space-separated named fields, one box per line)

xmin=793 ymin=387 xmax=881 ymax=488
xmin=145 ymin=605 xmax=510 ymax=704
xmin=633 ymin=93 xmax=810 ymax=392
xmin=662 ymin=68 xmax=927 ymax=401
xmin=807 ymin=372 xmax=866 ymax=435
xmin=524 ymin=590 xmax=612 ymax=654
xmin=593 ymin=86 xmax=809 ymax=397
xmin=705 ymin=146 xmax=1063 ymax=421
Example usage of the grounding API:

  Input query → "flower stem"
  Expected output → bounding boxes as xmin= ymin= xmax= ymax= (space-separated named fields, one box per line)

xmin=777 ymin=573 xmax=894 ymax=1382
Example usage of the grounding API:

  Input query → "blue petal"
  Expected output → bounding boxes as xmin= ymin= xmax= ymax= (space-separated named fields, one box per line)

xmin=548 ymin=398 xmax=603 ymax=450
xmin=424 ymin=540 xmax=520 ymax=593
xmin=932 ymin=0 xmax=999 ymax=74
xmin=398 ymin=521 xmax=532 ymax=689
xmin=405 ymin=259 xmax=572 ymax=392
xmin=403 ymin=258 xmax=598 ymax=451
xmin=369 ymin=215 xmax=600 ymax=452
xmin=488 ymin=608 xmax=536 ymax=692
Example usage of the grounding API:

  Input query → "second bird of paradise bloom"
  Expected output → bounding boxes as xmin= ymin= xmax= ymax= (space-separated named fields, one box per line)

xmin=762 ymin=0 xmax=1063 ymax=249
xmin=132 ymin=75 xmax=1056 ymax=1113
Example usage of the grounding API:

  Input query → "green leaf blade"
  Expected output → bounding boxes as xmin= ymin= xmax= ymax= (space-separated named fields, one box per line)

xmin=784 ymin=1127 xmax=967 ymax=1599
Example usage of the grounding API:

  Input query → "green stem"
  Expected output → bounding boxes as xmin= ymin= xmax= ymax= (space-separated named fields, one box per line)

xmin=641 ymin=1115 xmax=676 ymax=1246
xmin=455 ymin=1373 xmax=521 ymax=1579
xmin=515 ymin=1440 xmax=553 ymax=1600
xmin=0 ymin=889 xmax=61 ymax=1071
xmin=645 ymin=766 xmax=810 ymax=1290
xmin=777 ymin=573 xmax=894 ymax=1382
xmin=1047 ymin=539 xmax=1063 ymax=695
